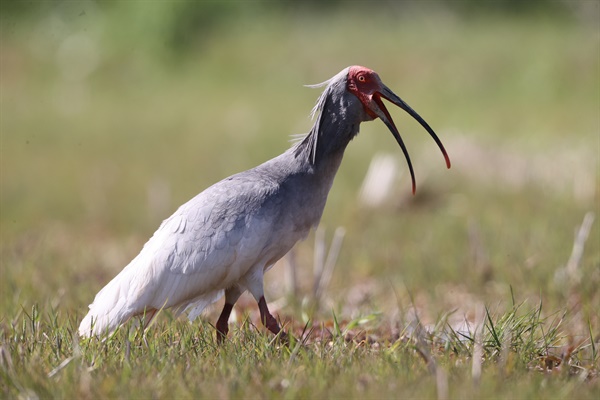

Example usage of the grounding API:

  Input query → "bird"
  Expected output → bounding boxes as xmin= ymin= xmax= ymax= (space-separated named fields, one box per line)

xmin=78 ymin=66 xmax=451 ymax=341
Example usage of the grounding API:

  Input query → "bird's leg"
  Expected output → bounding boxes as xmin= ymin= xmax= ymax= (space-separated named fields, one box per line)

xmin=141 ymin=308 xmax=157 ymax=330
xmin=215 ymin=303 xmax=234 ymax=344
xmin=243 ymin=269 xmax=288 ymax=343
xmin=257 ymin=296 xmax=287 ymax=342
xmin=216 ymin=286 xmax=242 ymax=344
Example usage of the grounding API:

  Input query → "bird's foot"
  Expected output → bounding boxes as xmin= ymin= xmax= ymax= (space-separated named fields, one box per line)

xmin=257 ymin=296 xmax=293 ymax=346
xmin=215 ymin=329 xmax=228 ymax=345
xmin=268 ymin=329 xmax=289 ymax=347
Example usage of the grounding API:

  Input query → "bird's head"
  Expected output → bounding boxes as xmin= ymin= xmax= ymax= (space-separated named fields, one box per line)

xmin=346 ymin=65 xmax=451 ymax=194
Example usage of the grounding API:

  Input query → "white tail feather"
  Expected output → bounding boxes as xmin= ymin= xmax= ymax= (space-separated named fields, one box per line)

xmin=78 ymin=266 xmax=140 ymax=337
xmin=78 ymin=255 xmax=226 ymax=338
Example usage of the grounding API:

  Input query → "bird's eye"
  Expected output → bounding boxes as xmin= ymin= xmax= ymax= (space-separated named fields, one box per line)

xmin=358 ymin=75 xmax=366 ymax=82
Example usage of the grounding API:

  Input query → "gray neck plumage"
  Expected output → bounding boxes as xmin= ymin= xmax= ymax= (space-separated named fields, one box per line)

xmin=293 ymin=78 xmax=364 ymax=169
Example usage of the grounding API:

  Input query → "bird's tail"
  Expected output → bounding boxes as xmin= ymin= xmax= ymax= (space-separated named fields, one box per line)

xmin=78 ymin=265 xmax=143 ymax=338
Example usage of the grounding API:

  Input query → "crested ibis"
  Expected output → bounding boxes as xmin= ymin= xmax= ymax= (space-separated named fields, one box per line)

xmin=78 ymin=66 xmax=451 ymax=341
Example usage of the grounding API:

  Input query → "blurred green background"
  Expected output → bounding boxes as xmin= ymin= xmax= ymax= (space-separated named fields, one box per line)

xmin=1 ymin=0 xmax=598 ymax=326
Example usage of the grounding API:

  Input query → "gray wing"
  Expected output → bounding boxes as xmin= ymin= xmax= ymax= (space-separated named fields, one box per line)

xmin=121 ymin=172 xmax=284 ymax=312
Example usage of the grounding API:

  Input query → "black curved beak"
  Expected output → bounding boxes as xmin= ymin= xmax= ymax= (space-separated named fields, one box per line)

xmin=370 ymin=84 xmax=451 ymax=194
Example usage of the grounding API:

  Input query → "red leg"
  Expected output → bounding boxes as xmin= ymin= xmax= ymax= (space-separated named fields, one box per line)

xmin=216 ymin=302 xmax=234 ymax=344
xmin=215 ymin=287 xmax=243 ymax=344
xmin=142 ymin=308 xmax=157 ymax=329
xmin=257 ymin=296 xmax=287 ymax=341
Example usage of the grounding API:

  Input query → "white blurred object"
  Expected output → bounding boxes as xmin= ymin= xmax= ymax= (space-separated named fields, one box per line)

xmin=56 ymin=33 xmax=100 ymax=82
xmin=359 ymin=153 xmax=399 ymax=208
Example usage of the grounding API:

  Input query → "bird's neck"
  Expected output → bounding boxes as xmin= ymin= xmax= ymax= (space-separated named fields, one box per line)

xmin=253 ymin=106 xmax=361 ymax=232
xmin=294 ymin=101 xmax=361 ymax=169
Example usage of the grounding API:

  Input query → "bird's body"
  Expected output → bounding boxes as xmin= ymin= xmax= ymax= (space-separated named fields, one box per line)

xmin=79 ymin=66 xmax=450 ymax=339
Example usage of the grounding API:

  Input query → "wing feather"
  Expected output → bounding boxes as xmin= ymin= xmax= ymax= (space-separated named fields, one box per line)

xmin=79 ymin=173 xmax=281 ymax=336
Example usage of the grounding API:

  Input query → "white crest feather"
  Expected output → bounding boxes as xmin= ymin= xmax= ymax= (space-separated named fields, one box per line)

xmin=304 ymin=67 xmax=349 ymax=120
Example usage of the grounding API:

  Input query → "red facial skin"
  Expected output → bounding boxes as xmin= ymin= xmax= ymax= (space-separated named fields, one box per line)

xmin=346 ymin=65 xmax=383 ymax=119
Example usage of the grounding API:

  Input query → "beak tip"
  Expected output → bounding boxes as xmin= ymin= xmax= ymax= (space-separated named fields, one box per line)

xmin=443 ymin=152 xmax=451 ymax=169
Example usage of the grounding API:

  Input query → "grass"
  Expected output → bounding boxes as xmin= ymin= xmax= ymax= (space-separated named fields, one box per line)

xmin=1 ymin=4 xmax=599 ymax=399
xmin=1 ymin=300 xmax=597 ymax=399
